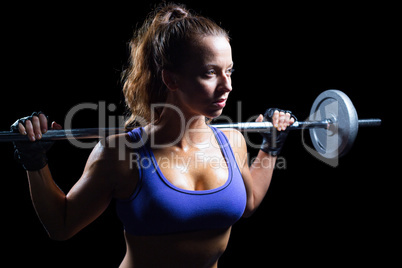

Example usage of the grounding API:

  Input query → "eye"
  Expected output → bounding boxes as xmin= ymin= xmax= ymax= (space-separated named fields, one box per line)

xmin=226 ymin=68 xmax=235 ymax=75
xmin=205 ymin=69 xmax=217 ymax=76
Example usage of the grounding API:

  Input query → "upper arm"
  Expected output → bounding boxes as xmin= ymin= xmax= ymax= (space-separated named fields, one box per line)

xmin=222 ymin=129 xmax=255 ymax=216
xmin=63 ymin=134 xmax=137 ymax=237
xmin=63 ymin=141 xmax=116 ymax=237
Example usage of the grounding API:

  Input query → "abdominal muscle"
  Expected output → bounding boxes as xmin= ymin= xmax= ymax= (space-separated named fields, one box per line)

xmin=119 ymin=227 xmax=232 ymax=268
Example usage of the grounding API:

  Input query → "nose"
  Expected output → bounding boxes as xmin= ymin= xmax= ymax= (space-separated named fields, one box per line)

xmin=218 ymin=72 xmax=232 ymax=92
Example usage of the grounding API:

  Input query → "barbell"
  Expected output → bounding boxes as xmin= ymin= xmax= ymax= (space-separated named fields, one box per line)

xmin=0 ymin=90 xmax=381 ymax=160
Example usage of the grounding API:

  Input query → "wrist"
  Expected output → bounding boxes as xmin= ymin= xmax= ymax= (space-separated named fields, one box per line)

xmin=251 ymin=150 xmax=277 ymax=171
xmin=13 ymin=141 xmax=53 ymax=171
xmin=260 ymin=137 xmax=282 ymax=156
xmin=27 ymin=164 xmax=49 ymax=175
xmin=16 ymin=150 xmax=48 ymax=171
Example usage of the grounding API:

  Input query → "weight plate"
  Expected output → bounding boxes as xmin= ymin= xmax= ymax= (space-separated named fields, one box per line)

xmin=309 ymin=90 xmax=359 ymax=159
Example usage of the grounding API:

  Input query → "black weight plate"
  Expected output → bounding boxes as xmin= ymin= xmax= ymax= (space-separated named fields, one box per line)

xmin=309 ymin=90 xmax=359 ymax=159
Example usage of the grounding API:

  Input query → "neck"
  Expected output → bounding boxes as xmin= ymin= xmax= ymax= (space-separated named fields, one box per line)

xmin=147 ymin=100 xmax=211 ymax=149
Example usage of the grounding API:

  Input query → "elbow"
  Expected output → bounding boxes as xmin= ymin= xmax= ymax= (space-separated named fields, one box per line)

xmin=242 ymin=213 xmax=251 ymax=219
xmin=48 ymin=232 xmax=73 ymax=241
xmin=242 ymin=195 xmax=259 ymax=218
xmin=48 ymin=235 xmax=69 ymax=242
xmin=242 ymin=205 xmax=257 ymax=218
xmin=242 ymin=211 xmax=253 ymax=218
xmin=47 ymin=229 xmax=75 ymax=241
xmin=242 ymin=209 xmax=256 ymax=218
xmin=44 ymin=216 xmax=82 ymax=241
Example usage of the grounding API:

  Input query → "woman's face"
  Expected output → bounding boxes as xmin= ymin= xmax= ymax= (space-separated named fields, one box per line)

xmin=173 ymin=35 xmax=233 ymax=119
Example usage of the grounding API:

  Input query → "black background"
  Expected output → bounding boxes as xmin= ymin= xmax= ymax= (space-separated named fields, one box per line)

xmin=0 ymin=1 xmax=396 ymax=267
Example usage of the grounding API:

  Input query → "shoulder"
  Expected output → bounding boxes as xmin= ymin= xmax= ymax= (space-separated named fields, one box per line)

xmin=219 ymin=128 xmax=248 ymax=170
xmin=83 ymin=134 xmax=131 ymax=179
xmin=85 ymin=133 xmax=140 ymax=199
xmin=220 ymin=128 xmax=247 ymax=152
xmin=90 ymin=133 xmax=131 ymax=162
xmin=218 ymin=129 xmax=248 ymax=165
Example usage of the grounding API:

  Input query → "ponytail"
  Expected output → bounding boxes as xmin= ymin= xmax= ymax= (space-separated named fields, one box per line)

xmin=122 ymin=3 xmax=229 ymax=128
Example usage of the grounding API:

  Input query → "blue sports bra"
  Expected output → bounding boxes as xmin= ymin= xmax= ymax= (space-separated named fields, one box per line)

xmin=116 ymin=126 xmax=247 ymax=236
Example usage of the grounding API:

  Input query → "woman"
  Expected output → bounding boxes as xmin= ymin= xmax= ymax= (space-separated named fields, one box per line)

xmin=11 ymin=3 xmax=295 ymax=267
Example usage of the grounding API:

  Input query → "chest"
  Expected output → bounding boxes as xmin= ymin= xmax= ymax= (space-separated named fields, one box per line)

xmin=152 ymin=145 xmax=229 ymax=191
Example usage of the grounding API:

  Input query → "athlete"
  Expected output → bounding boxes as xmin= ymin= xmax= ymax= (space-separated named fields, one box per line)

xmin=11 ymin=3 xmax=295 ymax=267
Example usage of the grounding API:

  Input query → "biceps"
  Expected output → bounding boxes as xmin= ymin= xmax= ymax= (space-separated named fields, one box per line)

xmin=240 ymin=160 xmax=256 ymax=217
xmin=64 ymin=167 xmax=114 ymax=236
xmin=234 ymin=135 xmax=255 ymax=216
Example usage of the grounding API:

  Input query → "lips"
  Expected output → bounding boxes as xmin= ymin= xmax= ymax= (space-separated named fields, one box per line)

xmin=213 ymin=97 xmax=227 ymax=108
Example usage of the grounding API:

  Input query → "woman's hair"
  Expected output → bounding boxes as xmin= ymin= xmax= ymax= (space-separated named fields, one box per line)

xmin=122 ymin=3 xmax=229 ymax=128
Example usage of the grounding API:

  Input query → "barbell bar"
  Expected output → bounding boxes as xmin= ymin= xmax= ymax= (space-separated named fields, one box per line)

xmin=0 ymin=90 xmax=381 ymax=159
xmin=212 ymin=118 xmax=381 ymax=131
xmin=0 ymin=118 xmax=380 ymax=142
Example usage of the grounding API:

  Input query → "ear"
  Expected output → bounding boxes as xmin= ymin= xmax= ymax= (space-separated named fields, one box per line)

xmin=162 ymin=69 xmax=179 ymax=91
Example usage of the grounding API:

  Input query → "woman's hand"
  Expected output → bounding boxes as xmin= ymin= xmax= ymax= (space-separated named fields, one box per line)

xmin=256 ymin=109 xmax=295 ymax=131
xmin=14 ymin=112 xmax=62 ymax=142
xmin=10 ymin=112 xmax=62 ymax=171
xmin=257 ymin=108 xmax=296 ymax=156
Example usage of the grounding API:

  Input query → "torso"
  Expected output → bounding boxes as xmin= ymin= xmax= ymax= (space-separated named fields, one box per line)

xmin=109 ymin=126 xmax=246 ymax=267
xmin=120 ymin=228 xmax=231 ymax=268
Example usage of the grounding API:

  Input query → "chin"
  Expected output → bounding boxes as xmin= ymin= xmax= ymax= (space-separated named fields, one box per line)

xmin=205 ymin=108 xmax=224 ymax=119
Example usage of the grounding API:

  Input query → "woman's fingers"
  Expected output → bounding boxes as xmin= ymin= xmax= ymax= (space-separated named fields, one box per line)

xmin=18 ymin=113 xmax=50 ymax=142
xmin=272 ymin=110 xmax=279 ymax=129
xmin=272 ymin=110 xmax=295 ymax=131
xmin=24 ymin=119 xmax=35 ymax=141
xmin=32 ymin=115 xmax=43 ymax=140
xmin=255 ymin=114 xmax=264 ymax=122
xmin=259 ymin=109 xmax=296 ymax=131
xmin=39 ymin=113 xmax=48 ymax=133
xmin=51 ymin=121 xmax=63 ymax=130
xmin=18 ymin=122 xmax=27 ymax=135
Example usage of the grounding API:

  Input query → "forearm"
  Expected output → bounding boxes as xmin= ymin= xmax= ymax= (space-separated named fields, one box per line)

xmin=249 ymin=150 xmax=276 ymax=211
xmin=27 ymin=165 xmax=67 ymax=239
xmin=248 ymin=109 xmax=294 ymax=211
